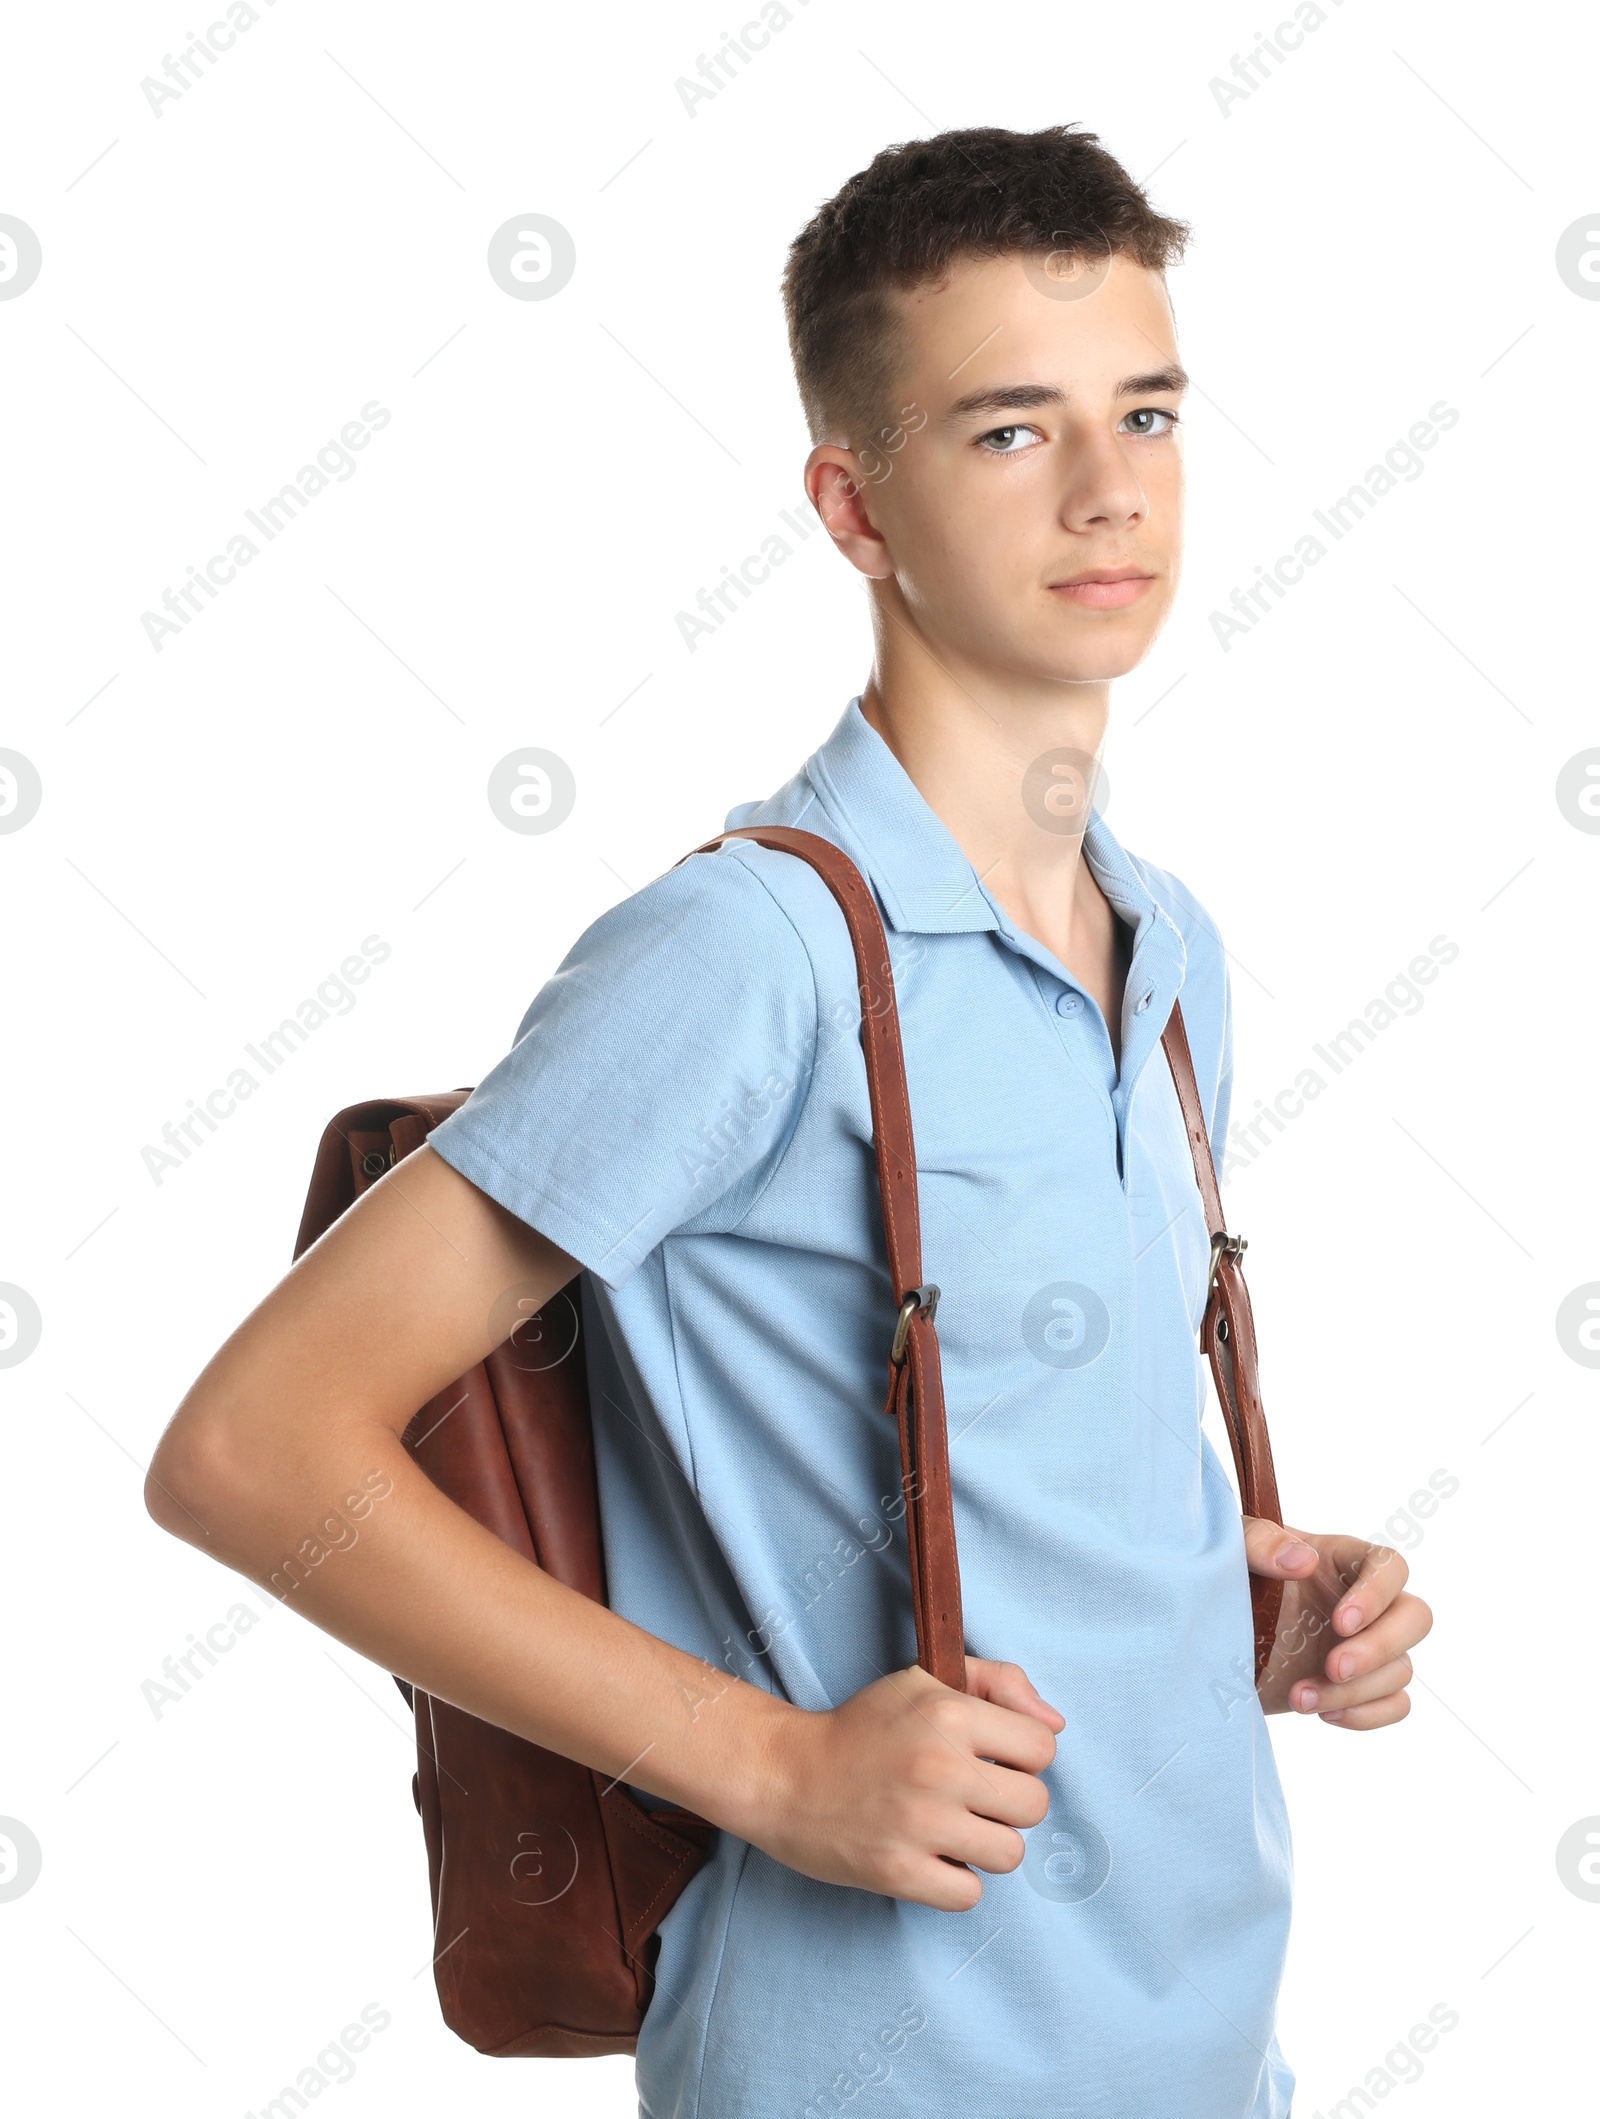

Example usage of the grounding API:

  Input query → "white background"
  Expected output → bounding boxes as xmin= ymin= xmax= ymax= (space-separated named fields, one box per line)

xmin=2 ymin=1 xmax=1595 ymax=2112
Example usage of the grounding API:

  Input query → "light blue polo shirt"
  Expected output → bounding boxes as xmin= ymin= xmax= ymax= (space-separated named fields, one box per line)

xmin=427 ymin=697 xmax=1294 ymax=2119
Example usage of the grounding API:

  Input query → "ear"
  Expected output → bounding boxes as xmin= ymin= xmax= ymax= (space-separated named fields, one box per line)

xmin=805 ymin=443 xmax=894 ymax=581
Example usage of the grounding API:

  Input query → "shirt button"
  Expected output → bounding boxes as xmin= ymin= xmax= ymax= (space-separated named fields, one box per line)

xmin=1134 ymin=990 xmax=1153 ymax=1015
xmin=1055 ymin=991 xmax=1083 ymax=1017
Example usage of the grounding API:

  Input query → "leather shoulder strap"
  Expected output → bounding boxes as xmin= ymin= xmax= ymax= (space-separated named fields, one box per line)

xmin=680 ymin=827 xmax=967 ymax=1691
xmin=1161 ymin=1003 xmax=1285 ymax=1678
xmin=679 ymin=833 xmax=1284 ymax=1689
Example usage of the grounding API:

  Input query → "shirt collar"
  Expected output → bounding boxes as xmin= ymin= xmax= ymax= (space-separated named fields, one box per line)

xmin=799 ymin=697 xmax=999 ymax=934
xmin=729 ymin=696 xmax=1192 ymax=1112
xmin=799 ymin=697 xmax=1187 ymax=980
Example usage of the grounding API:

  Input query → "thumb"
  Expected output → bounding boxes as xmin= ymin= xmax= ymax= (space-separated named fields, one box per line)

xmin=965 ymin=1655 xmax=1066 ymax=1729
xmin=1243 ymin=1517 xmax=1320 ymax=1579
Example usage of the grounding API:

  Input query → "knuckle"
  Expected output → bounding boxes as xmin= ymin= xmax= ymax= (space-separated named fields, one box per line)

xmin=923 ymin=1692 xmax=968 ymax=1739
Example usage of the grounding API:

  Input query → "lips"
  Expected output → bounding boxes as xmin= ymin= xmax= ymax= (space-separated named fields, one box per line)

xmin=1049 ymin=569 xmax=1154 ymax=610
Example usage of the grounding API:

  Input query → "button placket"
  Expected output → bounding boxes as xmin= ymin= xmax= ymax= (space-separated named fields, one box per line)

xmin=1022 ymin=961 xmax=1119 ymax=1171
xmin=1110 ymin=933 xmax=1187 ymax=1189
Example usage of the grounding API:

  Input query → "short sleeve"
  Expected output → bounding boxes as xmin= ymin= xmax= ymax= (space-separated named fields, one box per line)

xmin=1174 ymin=904 xmax=1232 ymax=1158
xmin=427 ymin=846 xmax=819 ymax=1289
xmin=1211 ymin=954 xmax=1234 ymax=1155
xmin=1135 ymin=852 xmax=1233 ymax=1157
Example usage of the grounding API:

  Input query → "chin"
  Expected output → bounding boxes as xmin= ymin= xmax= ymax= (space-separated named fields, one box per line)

xmin=1036 ymin=630 xmax=1161 ymax=686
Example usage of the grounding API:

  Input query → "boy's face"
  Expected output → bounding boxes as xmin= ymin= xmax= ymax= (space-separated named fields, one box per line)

xmin=814 ymin=250 xmax=1186 ymax=689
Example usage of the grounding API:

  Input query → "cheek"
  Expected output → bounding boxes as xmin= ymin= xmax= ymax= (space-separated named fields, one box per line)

xmin=1143 ymin=448 xmax=1185 ymax=529
xmin=887 ymin=467 xmax=1020 ymax=596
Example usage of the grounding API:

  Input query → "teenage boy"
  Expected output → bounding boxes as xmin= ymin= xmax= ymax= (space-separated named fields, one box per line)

xmin=149 ymin=125 xmax=1432 ymax=2118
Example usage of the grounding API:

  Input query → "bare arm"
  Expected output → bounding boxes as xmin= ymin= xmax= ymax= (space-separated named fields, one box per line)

xmin=148 ymin=1145 xmax=1059 ymax=1908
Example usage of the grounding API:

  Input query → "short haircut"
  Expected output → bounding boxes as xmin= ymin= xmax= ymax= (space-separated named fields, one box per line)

xmin=782 ymin=125 xmax=1190 ymax=446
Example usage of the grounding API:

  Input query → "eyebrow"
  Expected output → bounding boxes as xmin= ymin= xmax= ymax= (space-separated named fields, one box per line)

xmin=945 ymin=367 xmax=1189 ymax=420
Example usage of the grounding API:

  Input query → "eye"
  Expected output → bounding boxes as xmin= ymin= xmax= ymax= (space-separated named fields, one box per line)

xmin=976 ymin=423 xmax=1044 ymax=454
xmin=1121 ymin=406 xmax=1180 ymax=437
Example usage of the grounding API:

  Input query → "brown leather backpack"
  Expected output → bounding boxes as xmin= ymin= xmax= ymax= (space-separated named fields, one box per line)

xmin=291 ymin=825 xmax=1283 ymax=2059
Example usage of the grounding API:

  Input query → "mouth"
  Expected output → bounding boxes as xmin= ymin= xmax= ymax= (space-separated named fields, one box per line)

xmin=1048 ymin=568 xmax=1156 ymax=611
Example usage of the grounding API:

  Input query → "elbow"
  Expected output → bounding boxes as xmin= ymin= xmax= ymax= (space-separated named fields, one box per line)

xmin=144 ymin=1415 xmax=245 ymax=1549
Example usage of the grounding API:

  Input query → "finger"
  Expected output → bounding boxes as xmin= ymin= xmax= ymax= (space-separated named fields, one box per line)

xmin=939 ymin=1812 xmax=1031 ymax=1877
xmin=965 ymin=1656 xmax=1066 ymax=1729
xmin=1290 ymin=1654 xmax=1412 ymax=1716
xmin=1320 ymin=1592 xmax=1433 ymax=1687
xmin=896 ymin=1854 xmax=987 ymax=1913
xmin=955 ymin=1757 xmax=1055 ymax=1831
xmin=864 ymin=1789 xmax=1005 ymax=1909
xmin=893 ymin=1673 xmax=1059 ymax=1778
xmin=1319 ymin=1536 xmax=1411 ymax=1637
xmin=1242 ymin=1517 xmax=1322 ymax=1580
xmin=1315 ymin=1688 xmax=1413 ymax=1732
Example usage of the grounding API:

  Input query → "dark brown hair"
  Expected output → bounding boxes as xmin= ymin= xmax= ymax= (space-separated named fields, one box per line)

xmin=782 ymin=125 xmax=1190 ymax=444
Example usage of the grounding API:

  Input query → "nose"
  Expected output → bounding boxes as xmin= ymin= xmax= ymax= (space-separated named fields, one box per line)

xmin=1056 ymin=426 xmax=1148 ymax=533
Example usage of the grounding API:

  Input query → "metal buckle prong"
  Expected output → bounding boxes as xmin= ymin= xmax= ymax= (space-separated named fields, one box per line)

xmin=1208 ymin=1229 xmax=1247 ymax=1292
xmin=890 ymin=1283 xmax=941 ymax=1365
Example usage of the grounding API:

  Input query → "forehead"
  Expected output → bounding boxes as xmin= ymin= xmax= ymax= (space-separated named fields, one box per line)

xmin=886 ymin=252 xmax=1178 ymax=402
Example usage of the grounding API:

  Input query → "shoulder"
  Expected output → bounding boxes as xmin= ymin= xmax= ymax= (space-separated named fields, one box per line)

xmin=1118 ymin=849 xmax=1234 ymax=1131
xmin=1121 ymin=849 xmax=1228 ymax=995
xmin=513 ymin=839 xmax=850 ymax=1063
xmin=561 ymin=839 xmax=825 ymax=985
xmin=598 ymin=830 xmax=867 ymax=988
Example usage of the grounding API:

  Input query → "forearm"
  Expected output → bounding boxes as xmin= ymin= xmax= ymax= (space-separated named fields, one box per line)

xmin=148 ymin=1422 xmax=794 ymax=1836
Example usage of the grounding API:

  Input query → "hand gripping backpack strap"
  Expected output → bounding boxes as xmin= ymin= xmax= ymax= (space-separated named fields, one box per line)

xmin=1160 ymin=1002 xmax=1286 ymax=1682
xmin=682 ymin=827 xmax=968 ymax=1691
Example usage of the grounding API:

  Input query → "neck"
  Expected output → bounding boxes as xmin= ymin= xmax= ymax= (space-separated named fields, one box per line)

xmin=857 ymin=600 xmax=1115 ymax=969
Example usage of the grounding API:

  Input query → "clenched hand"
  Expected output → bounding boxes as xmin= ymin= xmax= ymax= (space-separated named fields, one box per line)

xmin=1246 ymin=1519 xmax=1434 ymax=1727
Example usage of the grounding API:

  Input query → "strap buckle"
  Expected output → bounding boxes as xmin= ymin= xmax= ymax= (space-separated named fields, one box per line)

xmin=890 ymin=1284 xmax=941 ymax=1366
xmin=1208 ymin=1230 xmax=1247 ymax=1291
